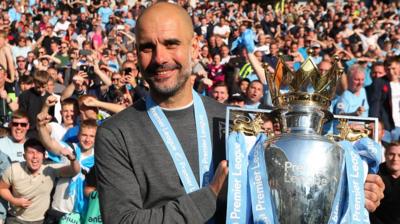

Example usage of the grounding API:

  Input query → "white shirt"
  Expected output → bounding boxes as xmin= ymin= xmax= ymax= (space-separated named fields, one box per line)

xmin=49 ymin=122 xmax=69 ymax=142
xmin=390 ymin=82 xmax=400 ymax=127
xmin=54 ymin=20 xmax=71 ymax=33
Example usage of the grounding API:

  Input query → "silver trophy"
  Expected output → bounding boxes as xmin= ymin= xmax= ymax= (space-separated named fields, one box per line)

xmin=263 ymin=54 xmax=348 ymax=223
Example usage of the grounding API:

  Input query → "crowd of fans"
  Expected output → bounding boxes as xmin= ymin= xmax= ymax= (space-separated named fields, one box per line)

xmin=0 ymin=0 xmax=398 ymax=223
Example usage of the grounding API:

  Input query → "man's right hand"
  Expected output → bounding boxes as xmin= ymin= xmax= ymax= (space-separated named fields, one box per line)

xmin=209 ymin=160 xmax=228 ymax=196
xmin=81 ymin=97 xmax=99 ymax=108
xmin=36 ymin=112 xmax=52 ymax=127
xmin=45 ymin=95 xmax=58 ymax=107
xmin=355 ymin=106 xmax=365 ymax=116
xmin=72 ymin=71 xmax=87 ymax=86
xmin=13 ymin=197 xmax=32 ymax=208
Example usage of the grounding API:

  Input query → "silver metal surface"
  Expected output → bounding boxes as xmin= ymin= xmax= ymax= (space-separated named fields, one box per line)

xmin=265 ymin=106 xmax=344 ymax=224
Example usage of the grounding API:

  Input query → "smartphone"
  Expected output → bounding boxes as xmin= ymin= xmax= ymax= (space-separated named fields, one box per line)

xmin=124 ymin=67 xmax=132 ymax=74
xmin=79 ymin=50 xmax=92 ymax=56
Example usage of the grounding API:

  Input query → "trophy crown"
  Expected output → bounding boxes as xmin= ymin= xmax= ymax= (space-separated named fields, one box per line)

xmin=264 ymin=54 xmax=343 ymax=110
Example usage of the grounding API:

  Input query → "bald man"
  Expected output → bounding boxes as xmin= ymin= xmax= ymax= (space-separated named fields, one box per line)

xmin=95 ymin=2 xmax=228 ymax=223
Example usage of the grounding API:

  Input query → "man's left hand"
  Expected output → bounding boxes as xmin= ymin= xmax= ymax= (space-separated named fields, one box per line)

xmin=364 ymin=174 xmax=385 ymax=212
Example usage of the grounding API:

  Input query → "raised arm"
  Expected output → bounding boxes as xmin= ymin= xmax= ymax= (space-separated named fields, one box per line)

xmin=30 ymin=32 xmax=46 ymax=50
xmin=61 ymin=71 xmax=86 ymax=101
xmin=4 ymin=45 xmax=15 ymax=83
xmin=247 ymin=52 xmax=269 ymax=84
xmin=89 ymin=53 xmax=112 ymax=87
xmin=36 ymin=112 xmax=66 ymax=155
xmin=81 ymin=96 xmax=125 ymax=114
xmin=117 ymin=30 xmax=136 ymax=45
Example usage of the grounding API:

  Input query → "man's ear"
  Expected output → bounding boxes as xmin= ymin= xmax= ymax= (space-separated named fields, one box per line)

xmin=190 ymin=36 xmax=198 ymax=63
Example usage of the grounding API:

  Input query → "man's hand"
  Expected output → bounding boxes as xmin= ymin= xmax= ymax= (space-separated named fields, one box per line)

xmin=364 ymin=174 xmax=385 ymax=212
xmin=125 ymin=74 xmax=137 ymax=86
xmin=82 ymin=97 xmax=99 ymax=108
xmin=196 ymin=70 xmax=208 ymax=79
xmin=201 ymin=78 xmax=213 ymax=88
xmin=355 ymin=106 xmax=365 ymax=116
xmin=13 ymin=198 xmax=32 ymax=208
xmin=72 ymin=71 xmax=87 ymax=86
xmin=45 ymin=95 xmax=58 ymax=107
xmin=61 ymin=147 xmax=76 ymax=161
xmin=209 ymin=160 xmax=228 ymax=196
xmin=36 ymin=112 xmax=52 ymax=127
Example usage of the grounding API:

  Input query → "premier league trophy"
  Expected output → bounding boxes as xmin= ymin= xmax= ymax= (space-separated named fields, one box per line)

xmin=226 ymin=53 xmax=381 ymax=224
xmin=262 ymin=54 xmax=344 ymax=223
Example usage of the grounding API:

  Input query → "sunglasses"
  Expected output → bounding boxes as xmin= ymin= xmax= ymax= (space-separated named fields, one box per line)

xmin=111 ymin=78 xmax=121 ymax=81
xmin=17 ymin=60 xmax=25 ymax=62
xmin=39 ymin=51 xmax=45 ymax=54
xmin=12 ymin=122 xmax=28 ymax=128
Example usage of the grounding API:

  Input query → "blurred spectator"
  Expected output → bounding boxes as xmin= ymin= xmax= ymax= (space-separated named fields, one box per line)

xmin=0 ymin=65 xmax=16 ymax=125
xmin=37 ymin=113 xmax=97 ymax=222
xmin=43 ymin=97 xmax=78 ymax=142
xmin=210 ymin=82 xmax=229 ymax=104
xmin=387 ymin=57 xmax=400 ymax=142
xmin=228 ymin=92 xmax=246 ymax=107
xmin=370 ymin=141 xmax=400 ymax=224
xmin=244 ymin=80 xmax=265 ymax=109
xmin=0 ymin=111 xmax=29 ymax=162
xmin=0 ymin=138 xmax=79 ymax=224
xmin=0 ymin=30 xmax=15 ymax=84
xmin=18 ymin=71 xmax=54 ymax=137
xmin=335 ymin=64 xmax=369 ymax=117
xmin=367 ymin=62 xmax=394 ymax=142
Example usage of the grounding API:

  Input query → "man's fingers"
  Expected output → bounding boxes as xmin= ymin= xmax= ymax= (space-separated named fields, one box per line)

xmin=37 ymin=113 xmax=52 ymax=123
xmin=364 ymin=190 xmax=381 ymax=203
xmin=217 ymin=160 xmax=229 ymax=176
xmin=366 ymin=174 xmax=385 ymax=189
xmin=365 ymin=198 xmax=380 ymax=213
xmin=364 ymin=174 xmax=385 ymax=212
xmin=210 ymin=160 xmax=228 ymax=196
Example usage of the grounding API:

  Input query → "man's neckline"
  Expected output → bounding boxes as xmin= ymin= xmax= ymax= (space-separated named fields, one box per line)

xmin=160 ymin=100 xmax=194 ymax=111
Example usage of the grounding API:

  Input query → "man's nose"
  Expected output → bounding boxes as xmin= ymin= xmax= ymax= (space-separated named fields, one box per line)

xmin=152 ymin=45 xmax=169 ymax=65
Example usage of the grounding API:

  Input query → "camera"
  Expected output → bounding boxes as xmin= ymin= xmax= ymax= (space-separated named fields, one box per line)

xmin=79 ymin=65 xmax=96 ymax=80
xmin=124 ymin=67 xmax=132 ymax=74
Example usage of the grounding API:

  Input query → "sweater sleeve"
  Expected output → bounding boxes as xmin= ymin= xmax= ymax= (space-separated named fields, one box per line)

xmin=95 ymin=126 xmax=218 ymax=224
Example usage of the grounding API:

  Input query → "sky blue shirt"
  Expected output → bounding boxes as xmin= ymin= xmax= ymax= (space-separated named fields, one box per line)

xmin=0 ymin=136 xmax=24 ymax=162
xmin=124 ymin=18 xmax=136 ymax=28
xmin=8 ymin=8 xmax=21 ymax=23
xmin=98 ymin=7 xmax=113 ymax=24
xmin=335 ymin=88 xmax=369 ymax=117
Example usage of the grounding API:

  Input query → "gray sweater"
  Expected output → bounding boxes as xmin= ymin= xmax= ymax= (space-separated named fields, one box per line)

xmin=95 ymin=96 xmax=226 ymax=224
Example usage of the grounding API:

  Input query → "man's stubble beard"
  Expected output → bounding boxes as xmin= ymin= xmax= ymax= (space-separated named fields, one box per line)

xmin=147 ymin=52 xmax=193 ymax=98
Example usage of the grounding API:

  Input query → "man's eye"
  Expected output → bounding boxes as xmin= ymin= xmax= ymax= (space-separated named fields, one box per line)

xmin=139 ymin=43 xmax=154 ymax=53
xmin=166 ymin=43 xmax=179 ymax=49
xmin=141 ymin=47 xmax=153 ymax=53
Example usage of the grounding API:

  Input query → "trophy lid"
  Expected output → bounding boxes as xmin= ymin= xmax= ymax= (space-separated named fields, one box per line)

xmin=264 ymin=51 xmax=343 ymax=111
